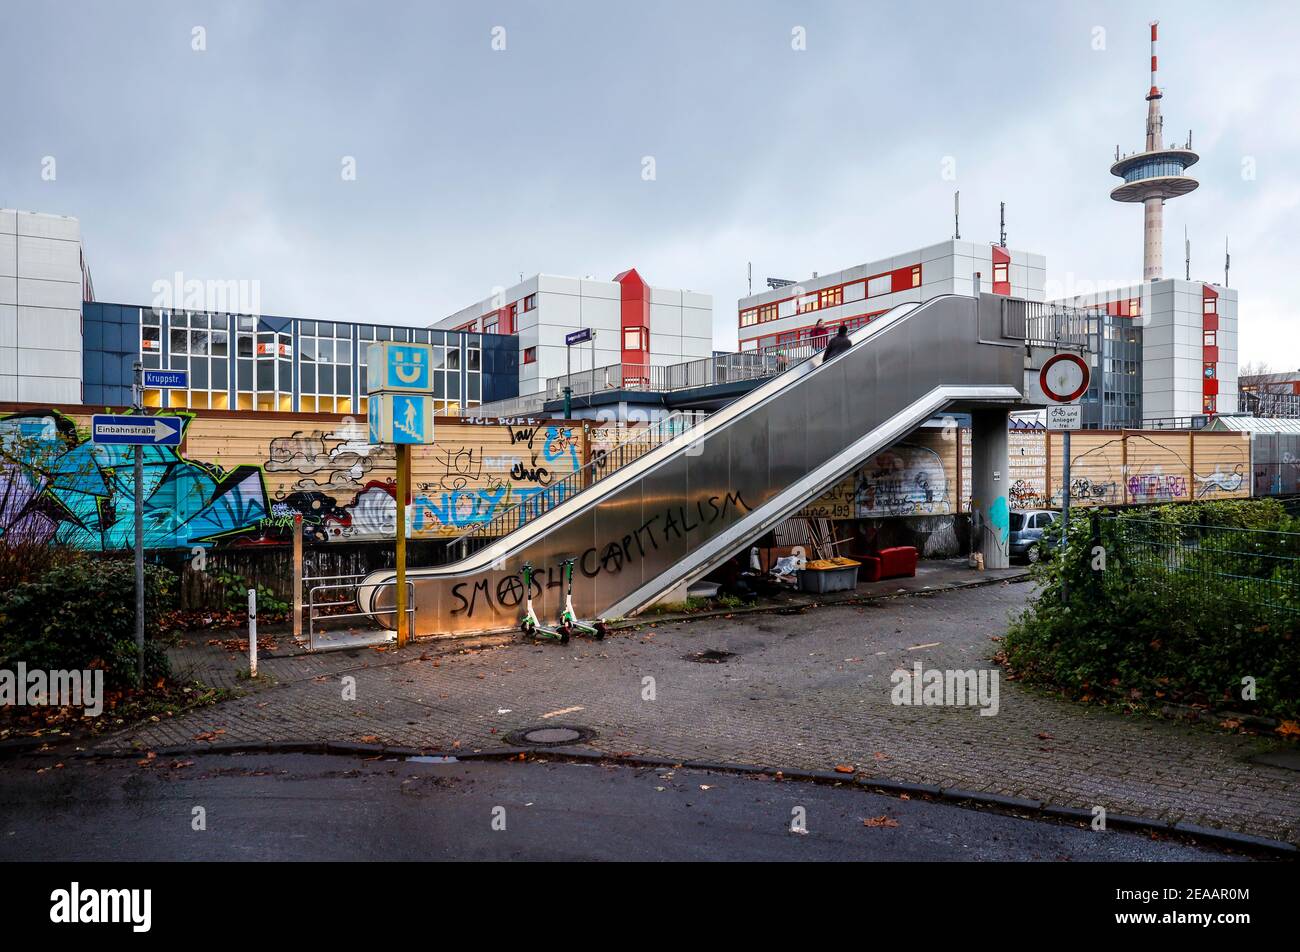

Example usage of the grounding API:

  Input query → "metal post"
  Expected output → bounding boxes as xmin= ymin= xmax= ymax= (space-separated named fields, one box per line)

xmin=395 ymin=442 xmax=409 ymax=647
xmin=292 ymin=513 xmax=303 ymax=642
xmin=133 ymin=361 xmax=145 ymax=690
xmin=247 ymin=587 xmax=258 ymax=677
xmin=1061 ymin=430 xmax=1071 ymax=604
xmin=564 ymin=340 xmax=572 ymax=420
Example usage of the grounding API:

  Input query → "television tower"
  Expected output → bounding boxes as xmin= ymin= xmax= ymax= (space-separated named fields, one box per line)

xmin=1109 ymin=21 xmax=1199 ymax=282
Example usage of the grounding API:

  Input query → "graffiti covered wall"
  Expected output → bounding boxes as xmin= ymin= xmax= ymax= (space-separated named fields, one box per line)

xmin=0 ymin=408 xmax=584 ymax=551
xmin=1044 ymin=430 xmax=1251 ymax=508
xmin=799 ymin=428 xmax=962 ymax=519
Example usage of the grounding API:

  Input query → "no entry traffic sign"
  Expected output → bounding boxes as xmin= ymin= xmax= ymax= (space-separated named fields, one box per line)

xmin=1036 ymin=353 xmax=1090 ymax=403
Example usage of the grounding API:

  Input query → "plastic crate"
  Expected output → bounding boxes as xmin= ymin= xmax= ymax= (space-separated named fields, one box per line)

xmin=797 ymin=564 xmax=859 ymax=593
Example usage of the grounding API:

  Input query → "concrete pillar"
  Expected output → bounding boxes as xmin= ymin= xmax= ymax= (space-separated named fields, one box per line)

xmin=970 ymin=408 xmax=1010 ymax=569
xmin=1143 ymin=195 xmax=1163 ymax=282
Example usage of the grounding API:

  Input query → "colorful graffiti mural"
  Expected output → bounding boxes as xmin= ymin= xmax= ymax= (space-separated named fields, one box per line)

xmin=0 ymin=409 xmax=584 ymax=550
xmin=0 ymin=410 xmax=268 ymax=550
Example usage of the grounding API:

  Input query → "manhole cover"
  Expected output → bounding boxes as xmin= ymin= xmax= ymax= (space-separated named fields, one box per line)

xmin=505 ymin=725 xmax=597 ymax=747
xmin=686 ymin=649 xmax=735 ymax=663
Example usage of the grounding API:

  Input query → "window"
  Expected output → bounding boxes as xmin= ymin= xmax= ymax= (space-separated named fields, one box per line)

xmin=818 ymin=286 xmax=842 ymax=308
xmin=1203 ymin=298 xmax=1216 ymax=314
xmin=867 ymin=273 xmax=892 ymax=297
xmin=523 ymin=293 xmax=537 ymax=311
xmin=760 ymin=303 xmax=777 ymax=323
xmin=911 ymin=265 xmax=922 ymax=287
xmin=506 ymin=304 xmax=517 ymax=334
xmin=740 ymin=307 xmax=759 ymax=327
xmin=484 ymin=312 xmax=499 ymax=334
xmin=623 ymin=327 xmax=648 ymax=350
xmin=1203 ymin=331 xmax=1216 ymax=347
xmin=993 ymin=262 xmax=1009 ymax=284
xmin=523 ymin=347 xmax=537 ymax=364
xmin=142 ymin=326 xmax=161 ymax=352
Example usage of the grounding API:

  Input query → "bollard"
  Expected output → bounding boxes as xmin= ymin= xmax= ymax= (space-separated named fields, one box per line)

xmin=248 ymin=587 xmax=258 ymax=678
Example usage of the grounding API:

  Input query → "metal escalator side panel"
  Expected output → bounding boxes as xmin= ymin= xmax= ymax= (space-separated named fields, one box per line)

xmin=359 ymin=296 xmax=1023 ymax=635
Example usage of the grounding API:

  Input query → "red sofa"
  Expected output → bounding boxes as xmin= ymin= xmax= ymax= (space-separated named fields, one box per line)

xmin=858 ymin=546 xmax=918 ymax=582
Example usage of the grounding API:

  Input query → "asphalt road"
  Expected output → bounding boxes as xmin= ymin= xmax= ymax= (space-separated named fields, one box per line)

xmin=0 ymin=753 xmax=1246 ymax=861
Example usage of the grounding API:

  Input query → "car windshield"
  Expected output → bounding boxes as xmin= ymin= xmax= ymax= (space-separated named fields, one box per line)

xmin=1010 ymin=512 xmax=1026 ymax=531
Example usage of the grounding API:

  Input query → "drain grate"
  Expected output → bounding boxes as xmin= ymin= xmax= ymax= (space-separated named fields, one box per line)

xmin=505 ymin=725 xmax=597 ymax=747
xmin=686 ymin=648 xmax=735 ymax=663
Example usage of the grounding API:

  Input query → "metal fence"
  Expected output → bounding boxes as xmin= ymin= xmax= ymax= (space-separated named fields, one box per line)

xmin=546 ymin=340 xmax=825 ymax=401
xmin=1000 ymin=299 xmax=1095 ymax=351
xmin=1100 ymin=515 xmax=1300 ymax=615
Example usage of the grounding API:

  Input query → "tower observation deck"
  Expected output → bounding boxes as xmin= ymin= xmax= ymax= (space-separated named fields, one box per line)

xmin=1110 ymin=20 xmax=1198 ymax=282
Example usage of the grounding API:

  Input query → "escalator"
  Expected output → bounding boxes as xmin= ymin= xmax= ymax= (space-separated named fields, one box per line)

xmin=358 ymin=293 xmax=1029 ymax=636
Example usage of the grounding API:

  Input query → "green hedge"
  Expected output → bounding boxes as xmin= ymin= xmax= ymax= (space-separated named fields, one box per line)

xmin=0 ymin=558 xmax=176 ymax=692
xmin=1002 ymin=499 xmax=1300 ymax=721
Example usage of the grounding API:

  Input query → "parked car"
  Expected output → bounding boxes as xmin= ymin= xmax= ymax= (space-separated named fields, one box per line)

xmin=1009 ymin=509 xmax=1061 ymax=564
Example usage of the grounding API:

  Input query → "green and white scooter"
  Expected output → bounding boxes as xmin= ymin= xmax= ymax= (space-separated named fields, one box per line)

xmin=557 ymin=558 xmax=607 ymax=641
xmin=519 ymin=562 xmax=567 ymax=643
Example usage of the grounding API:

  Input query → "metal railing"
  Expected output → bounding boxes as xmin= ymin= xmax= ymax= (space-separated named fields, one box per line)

xmin=449 ymin=410 xmax=704 ymax=549
xmin=1001 ymin=299 xmax=1095 ymax=351
xmin=547 ymin=339 xmax=825 ymax=401
xmin=305 ymin=573 xmax=413 ymax=649
xmin=1240 ymin=389 xmax=1300 ymax=419
xmin=463 ymin=392 xmax=550 ymax=420
xmin=1101 ymin=516 xmax=1300 ymax=615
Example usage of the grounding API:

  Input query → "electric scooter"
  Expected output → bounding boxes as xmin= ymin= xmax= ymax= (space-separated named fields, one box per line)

xmin=556 ymin=558 xmax=607 ymax=641
xmin=519 ymin=562 xmax=567 ymax=643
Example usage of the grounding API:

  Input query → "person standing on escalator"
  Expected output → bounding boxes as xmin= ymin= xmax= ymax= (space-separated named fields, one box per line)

xmin=811 ymin=318 xmax=828 ymax=351
xmin=820 ymin=324 xmax=853 ymax=363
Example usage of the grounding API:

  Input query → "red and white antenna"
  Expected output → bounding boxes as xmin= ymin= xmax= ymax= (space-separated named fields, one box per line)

xmin=1147 ymin=20 xmax=1161 ymax=100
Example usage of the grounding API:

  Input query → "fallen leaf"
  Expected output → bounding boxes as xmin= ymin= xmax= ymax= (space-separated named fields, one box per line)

xmin=834 ymin=764 xmax=855 ymax=774
xmin=862 ymin=815 xmax=899 ymax=828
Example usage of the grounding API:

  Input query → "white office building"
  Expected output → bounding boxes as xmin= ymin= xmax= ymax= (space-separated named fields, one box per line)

xmin=434 ymin=268 xmax=713 ymax=395
xmin=1 ymin=209 xmax=91 ymax=404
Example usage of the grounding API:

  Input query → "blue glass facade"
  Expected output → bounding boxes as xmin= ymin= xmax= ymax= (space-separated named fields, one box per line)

xmin=1120 ymin=157 xmax=1190 ymax=183
xmin=82 ymin=302 xmax=518 ymax=414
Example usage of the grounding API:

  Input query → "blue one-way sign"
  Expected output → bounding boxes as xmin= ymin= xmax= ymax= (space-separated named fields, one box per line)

xmin=143 ymin=369 xmax=189 ymax=389
xmin=91 ymin=415 xmax=184 ymax=446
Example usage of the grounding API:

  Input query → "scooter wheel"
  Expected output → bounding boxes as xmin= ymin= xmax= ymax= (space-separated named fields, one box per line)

xmin=559 ymin=629 xmax=570 ymax=644
xmin=593 ymin=622 xmax=608 ymax=641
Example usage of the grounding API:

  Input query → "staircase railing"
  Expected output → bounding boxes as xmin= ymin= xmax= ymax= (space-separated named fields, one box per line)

xmin=448 ymin=411 xmax=702 ymax=552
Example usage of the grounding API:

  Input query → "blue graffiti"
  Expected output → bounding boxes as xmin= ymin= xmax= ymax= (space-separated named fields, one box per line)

xmin=543 ymin=426 xmax=579 ymax=469
xmin=0 ymin=410 xmax=270 ymax=551
xmin=989 ymin=495 xmax=1009 ymax=545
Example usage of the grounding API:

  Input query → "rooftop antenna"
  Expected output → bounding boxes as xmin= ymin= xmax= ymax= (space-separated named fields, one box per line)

xmin=953 ymin=190 xmax=960 ymax=240
xmin=1224 ymin=236 xmax=1230 ymax=287
xmin=747 ymin=261 xmax=752 ymax=296
xmin=1184 ymin=226 xmax=1190 ymax=280
xmin=999 ymin=201 xmax=1007 ymax=247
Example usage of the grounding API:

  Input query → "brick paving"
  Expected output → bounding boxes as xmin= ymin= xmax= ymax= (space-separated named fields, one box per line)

xmin=110 ymin=580 xmax=1299 ymax=844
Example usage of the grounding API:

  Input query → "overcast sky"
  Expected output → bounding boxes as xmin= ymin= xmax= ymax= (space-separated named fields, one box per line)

xmin=2 ymin=0 xmax=1296 ymax=367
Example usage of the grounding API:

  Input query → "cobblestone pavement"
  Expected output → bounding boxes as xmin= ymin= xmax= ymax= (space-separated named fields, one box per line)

xmin=112 ymin=580 xmax=1299 ymax=844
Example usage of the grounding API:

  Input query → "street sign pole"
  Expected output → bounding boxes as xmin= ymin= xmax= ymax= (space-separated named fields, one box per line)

xmin=1061 ymin=430 xmax=1071 ymax=605
xmin=395 ymin=443 xmax=409 ymax=648
xmin=563 ymin=328 xmax=594 ymax=421
xmin=133 ymin=361 xmax=145 ymax=690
